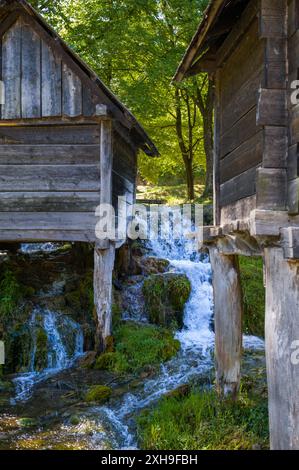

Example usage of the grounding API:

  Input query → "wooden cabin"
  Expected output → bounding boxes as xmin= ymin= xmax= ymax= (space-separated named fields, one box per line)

xmin=0 ymin=0 xmax=157 ymax=351
xmin=175 ymin=0 xmax=299 ymax=450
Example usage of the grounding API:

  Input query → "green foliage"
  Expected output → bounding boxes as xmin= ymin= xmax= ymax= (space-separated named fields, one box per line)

xmin=84 ymin=385 xmax=112 ymax=403
xmin=143 ymin=274 xmax=191 ymax=328
xmin=28 ymin=0 xmax=210 ymax=197
xmin=239 ymin=257 xmax=265 ymax=338
xmin=138 ymin=388 xmax=269 ymax=450
xmin=95 ymin=322 xmax=180 ymax=374
xmin=34 ymin=328 xmax=48 ymax=371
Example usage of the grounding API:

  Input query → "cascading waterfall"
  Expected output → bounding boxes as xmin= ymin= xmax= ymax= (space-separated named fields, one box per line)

xmin=86 ymin=233 xmax=265 ymax=450
xmin=9 ymin=236 xmax=264 ymax=449
xmin=12 ymin=307 xmax=84 ymax=403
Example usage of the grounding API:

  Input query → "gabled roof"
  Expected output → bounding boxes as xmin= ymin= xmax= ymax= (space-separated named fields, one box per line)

xmin=0 ymin=0 xmax=158 ymax=156
xmin=173 ymin=0 xmax=250 ymax=82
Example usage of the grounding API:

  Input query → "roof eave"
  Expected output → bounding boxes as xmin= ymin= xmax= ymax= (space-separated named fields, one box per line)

xmin=173 ymin=0 xmax=226 ymax=83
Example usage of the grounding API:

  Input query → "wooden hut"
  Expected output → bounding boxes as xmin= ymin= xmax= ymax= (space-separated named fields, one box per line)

xmin=0 ymin=0 xmax=158 ymax=351
xmin=175 ymin=0 xmax=299 ymax=450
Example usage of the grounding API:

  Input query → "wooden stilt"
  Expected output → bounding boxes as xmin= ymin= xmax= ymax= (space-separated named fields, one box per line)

xmin=94 ymin=243 xmax=115 ymax=352
xmin=209 ymin=247 xmax=243 ymax=398
xmin=264 ymin=247 xmax=299 ymax=450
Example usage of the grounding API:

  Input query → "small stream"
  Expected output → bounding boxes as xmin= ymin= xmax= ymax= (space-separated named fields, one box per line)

xmin=1 ymin=235 xmax=265 ymax=449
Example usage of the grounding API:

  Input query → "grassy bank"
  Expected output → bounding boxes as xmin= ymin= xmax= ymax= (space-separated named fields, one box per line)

xmin=239 ymin=257 xmax=265 ymax=338
xmin=138 ymin=383 xmax=269 ymax=450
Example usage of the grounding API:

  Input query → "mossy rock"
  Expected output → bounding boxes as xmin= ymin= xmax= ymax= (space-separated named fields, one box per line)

xmin=84 ymin=385 xmax=112 ymax=404
xmin=143 ymin=273 xmax=191 ymax=328
xmin=34 ymin=327 xmax=48 ymax=371
xmin=18 ymin=418 xmax=38 ymax=429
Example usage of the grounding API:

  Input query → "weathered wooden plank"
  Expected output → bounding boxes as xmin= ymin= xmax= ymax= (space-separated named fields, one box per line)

xmin=289 ymin=103 xmax=299 ymax=145
xmin=2 ymin=19 xmax=22 ymax=119
xmin=220 ymin=166 xmax=258 ymax=207
xmin=112 ymin=172 xmax=135 ymax=197
xmin=216 ymin=0 xmax=259 ymax=67
xmin=288 ymin=0 xmax=299 ymax=38
xmin=62 ymin=63 xmax=82 ymax=117
xmin=220 ymin=19 xmax=263 ymax=110
xmin=0 ymin=212 xmax=97 ymax=230
xmin=287 ymin=144 xmax=299 ymax=180
xmin=100 ymin=120 xmax=112 ymax=206
xmin=263 ymin=126 xmax=287 ymax=168
xmin=41 ymin=40 xmax=62 ymax=117
xmin=0 ymin=191 xmax=101 ymax=212
xmin=264 ymin=38 xmax=287 ymax=89
xmin=220 ymin=107 xmax=258 ymax=158
xmin=0 ymin=125 xmax=101 ymax=145
xmin=0 ymin=165 xmax=101 ymax=191
xmin=287 ymin=30 xmax=299 ymax=74
xmin=288 ymin=177 xmax=299 ymax=214
xmin=221 ymin=67 xmax=262 ymax=134
xmin=82 ymin=86 xmax=96 ymax=117
xmin=257 ymin=89 xmax=287 ymax=126
xmin=0 ymin=230 xmax=96 ymax=243
xmin=281 ymin=226 xmax=299 ymax=258
xmin=220 ymin=131 xmax=263 ymax=183
xmin=250 ymin=209 xmax=299 ymax=236
xmin=21 ymin=23 xmax=41 ymax=118
xmin=94 ymin=245 xmax=115 ymax=352
xmin=264 ymin=247 xmax=299 ymax=450
xmin=220 ymin=195 xmax=257 ymax=226
xmin=256 ymin=168 xmax=287 ymax=210
xmin=0 ymin=144 xmax=100 ymax=165
xmin=209 ymin=248 xmax=243 ymax=399
xmin=259 ymin=0 xmax=287 ymax=38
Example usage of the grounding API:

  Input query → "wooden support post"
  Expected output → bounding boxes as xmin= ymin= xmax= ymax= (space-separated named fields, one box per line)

xmin=264 ymin=247 xmax=299 ymax=450
xmin=94 ymin=243 xmax=115 ymax=352
xmin=94 ymin=118 xmax=115 ymax=352
xmin=209 ymin=247 xmax=243 ymax=398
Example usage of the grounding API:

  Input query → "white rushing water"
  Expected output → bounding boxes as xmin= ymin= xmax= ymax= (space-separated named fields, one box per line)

xmin=85 ymin=234 xmax=265 ymax=450
xmin=12 ymin=307 xmax=84 ymax=403
xmin=11 ymin=235 xmax=264 ymax=449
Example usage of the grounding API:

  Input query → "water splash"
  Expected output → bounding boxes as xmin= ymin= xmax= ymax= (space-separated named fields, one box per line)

xmin=12 ymin=308 xmax=83 ymax=403
xmin=20 ymin=243 xmax=61 ymax=254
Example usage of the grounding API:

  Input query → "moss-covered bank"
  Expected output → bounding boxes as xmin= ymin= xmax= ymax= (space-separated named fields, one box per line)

xmin=95 ymin=322 xmax=180 ymax=375
xmin=143 ymin=273 xmax=191 ymax=328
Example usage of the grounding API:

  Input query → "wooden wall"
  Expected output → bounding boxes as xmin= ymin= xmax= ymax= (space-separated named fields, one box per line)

xmin=217 ymin=0 xmax=288 ymax=216
xmin=0 ymin=14 xmax=138 ymax=242
xmin=288 ymin=0 xmax=299 ymax=214
xmin=218 ymin=3 xmax=263 ymax=209
xmin=0 ymin=16 xmax=98 ymax=119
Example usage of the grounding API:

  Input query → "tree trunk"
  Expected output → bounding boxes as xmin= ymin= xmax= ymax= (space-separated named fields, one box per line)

xmin=184 ymin=156 xmax=195 ymax=201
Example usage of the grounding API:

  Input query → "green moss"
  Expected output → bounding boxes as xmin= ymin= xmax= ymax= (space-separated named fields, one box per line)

xmin=84 ymin=385 xmax=112 ymax=403
xmin=95 ymin=322 xmax=180 ymax=374
xmin=138 ymin=386 xmax=269 ymax=450
xmin=143 ymin=274 xmax=191 ymax=328
xmin=34 ymin=328 xmax=48 ymax=371
xmin=239 ymin=257 xmax=265 ymax=338
xmin=18 ymin=418 xmax=38 ymax=429
xmin=0 ymin=269 xmax=22 ymax=322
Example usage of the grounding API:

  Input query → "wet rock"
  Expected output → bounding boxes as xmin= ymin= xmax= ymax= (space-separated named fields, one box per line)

xmin=143 ymin=273 xmax=191 ymax=328
xmin=137 ymin=257 xmax=170 ymax=275
xmin=165 ymin=384 xmax=191 ymax=400
xmin=84 ymin=385 xmax=112 ymax=404
xmin=78 ymin=351 xmax=97 ymax=369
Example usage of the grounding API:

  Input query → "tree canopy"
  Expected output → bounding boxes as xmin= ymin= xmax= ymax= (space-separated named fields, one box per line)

xmin=30 ymin=0 xmax=210 ymax=199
